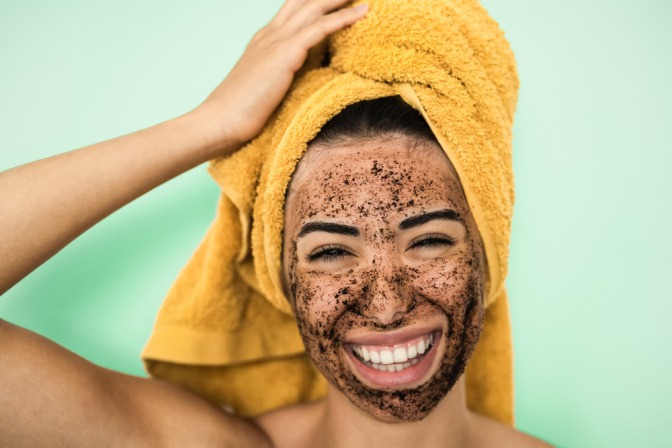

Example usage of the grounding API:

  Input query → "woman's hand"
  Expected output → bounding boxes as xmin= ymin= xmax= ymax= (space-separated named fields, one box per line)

xmin=198 ymin=0 xmax=368 ymax=148
xmin=0 ymin=0 xmax=367 ymax=294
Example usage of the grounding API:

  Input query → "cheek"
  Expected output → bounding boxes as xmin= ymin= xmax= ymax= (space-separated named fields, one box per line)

xmin=412 ymin=250 xmax=482 ymax=307
xmin=292 ymin=271 xmax=355 ymax=336
xmin=291 ymin=271 xmax=360 ymax=385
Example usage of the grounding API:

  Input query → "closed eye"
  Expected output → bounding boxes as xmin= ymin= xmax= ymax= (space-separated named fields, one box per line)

xmin=408 ymin=235 xmax=455 ymax=250
xmin=307 ymin=245 xmax=352 ymax=262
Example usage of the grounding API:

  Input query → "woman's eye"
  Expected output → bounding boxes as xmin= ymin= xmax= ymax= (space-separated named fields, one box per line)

xmin=409 ymin=236 xmax=455 ymax=250
xmin=307 ymin=246 xmax=351 ymax=262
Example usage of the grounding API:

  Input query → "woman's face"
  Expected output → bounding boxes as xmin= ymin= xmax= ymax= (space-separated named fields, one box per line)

xmin=283 ymin=135 xmax=485 ymax=423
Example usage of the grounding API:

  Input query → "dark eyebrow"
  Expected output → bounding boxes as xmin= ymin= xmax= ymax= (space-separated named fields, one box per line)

xmin=398 ymin=209 xmax=463 ymax=230
xmin=298 ymin=222 xmax=360 ymax=238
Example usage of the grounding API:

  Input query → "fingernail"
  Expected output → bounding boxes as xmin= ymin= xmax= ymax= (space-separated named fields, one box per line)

xmin=354 ymin=3 xmax=369 ymax=13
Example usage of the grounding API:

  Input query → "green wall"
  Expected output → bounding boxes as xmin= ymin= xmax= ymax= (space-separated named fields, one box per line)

xmin=1 ymin=1 xmax=670 ymax=446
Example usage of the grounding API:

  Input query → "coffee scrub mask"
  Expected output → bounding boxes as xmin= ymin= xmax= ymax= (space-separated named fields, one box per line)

xmin=283 ymin=136 xmax=486 ymax=422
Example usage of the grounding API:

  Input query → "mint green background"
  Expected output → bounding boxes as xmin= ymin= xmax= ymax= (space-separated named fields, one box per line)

xmin=1 ymin=1 xmax=670 ymax=446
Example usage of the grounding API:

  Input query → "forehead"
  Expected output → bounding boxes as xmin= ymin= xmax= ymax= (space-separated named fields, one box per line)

xmin=285 ymin=136 xmax=468 ymax=227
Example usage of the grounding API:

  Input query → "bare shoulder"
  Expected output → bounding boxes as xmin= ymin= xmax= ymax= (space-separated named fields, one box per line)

xmin=469 ymin=412 xmax=554 ymax=448
xmin=122 ymin=376 xmax=273 ymax=447
xmin=255 ymin=399 xmax=326 ymax=448
xmin=0 ymin=319 xmax=270 ymax=448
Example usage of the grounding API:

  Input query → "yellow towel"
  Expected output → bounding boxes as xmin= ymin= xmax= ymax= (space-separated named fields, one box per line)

xmin=142 ymin=0 xmax=518 ymax=425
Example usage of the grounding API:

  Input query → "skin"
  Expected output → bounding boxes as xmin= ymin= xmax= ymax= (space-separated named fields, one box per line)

xmin=0 ymin=0 xmax=552 ymax=446
xmin=283 ymin=135 xmax=486 ymax=423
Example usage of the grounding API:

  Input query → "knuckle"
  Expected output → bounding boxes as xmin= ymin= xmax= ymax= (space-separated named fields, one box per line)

xmin=314 ymin=15 xmax=332 ymax=31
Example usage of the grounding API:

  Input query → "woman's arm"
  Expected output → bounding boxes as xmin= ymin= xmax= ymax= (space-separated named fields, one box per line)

xmin=0 ymin=0 xmax=369 ymax=295
xmin=0 ymin=318 xmax=272 ymax=447
xmin=0 ymin=1 xmax=368 ymax=446
xmin=0 ymin=110 xmax=230 ymax=295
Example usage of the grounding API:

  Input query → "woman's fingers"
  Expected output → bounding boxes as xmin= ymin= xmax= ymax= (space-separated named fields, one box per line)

xmin=276 ymin=0 xmax=361 ymax=35
xmin=276 ymin=3 xmax=368 ymax=71
xmin=271 ymin=0 xmax=309 ymax=25
xmin=197 ymin=1 xmax=367 ymax=146
xmin=291 ymin=3 xmax=368 ymax=49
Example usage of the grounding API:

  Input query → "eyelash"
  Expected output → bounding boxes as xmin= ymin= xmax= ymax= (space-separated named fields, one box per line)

xmin=307 ymin=245 xmax=352 ymax=262
xmin=408 ymin=235 xmax=455 ymax=250
xmin=307 ymin=235 xmax=454 ymax=262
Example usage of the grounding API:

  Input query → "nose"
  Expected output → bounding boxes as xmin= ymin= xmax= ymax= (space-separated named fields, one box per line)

xmin=359 ymin=269 xmax=413 ymax=326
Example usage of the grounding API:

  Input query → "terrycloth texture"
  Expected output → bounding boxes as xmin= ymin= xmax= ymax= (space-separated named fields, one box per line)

xmin=143 ymin=0 xmax=518 ymax=425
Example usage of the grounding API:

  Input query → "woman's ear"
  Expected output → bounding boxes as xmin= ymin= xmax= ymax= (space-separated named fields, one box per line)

xmin=280 ymin=265 xmax=292 ymax=306
xmin=480 ymin=244 xmax=489 ymax=304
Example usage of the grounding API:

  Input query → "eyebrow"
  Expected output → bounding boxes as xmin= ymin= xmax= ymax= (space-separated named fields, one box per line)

xmin=398 ymin=209 xmax=463 ymax=230
xmin=298 ymin=221 xmax=360 ymax=238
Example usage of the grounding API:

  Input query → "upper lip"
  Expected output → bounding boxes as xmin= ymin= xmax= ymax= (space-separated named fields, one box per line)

xmin=343 ymin=326 xmax=441 ymax=347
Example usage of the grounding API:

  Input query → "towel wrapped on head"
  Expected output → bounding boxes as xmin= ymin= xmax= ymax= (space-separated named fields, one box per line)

xmin=142 ymin=0 xmax=518 ymax=425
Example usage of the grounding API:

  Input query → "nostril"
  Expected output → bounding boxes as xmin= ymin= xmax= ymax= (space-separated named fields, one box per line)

xmin=359 ymin=289 xmax=413 ymax=326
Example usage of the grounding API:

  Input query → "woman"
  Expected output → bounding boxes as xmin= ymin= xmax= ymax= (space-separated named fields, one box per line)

xmin=0 ymin=0 xmax=550 ymax=446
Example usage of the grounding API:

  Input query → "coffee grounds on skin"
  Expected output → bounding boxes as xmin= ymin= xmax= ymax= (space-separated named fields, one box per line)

xmin=283 ymin=137 xmax=486 ymax=423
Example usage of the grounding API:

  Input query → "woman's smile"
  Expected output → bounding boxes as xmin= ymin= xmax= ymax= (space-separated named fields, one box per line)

xmin=283 ymin=136 xmax=486 ymax=422
xmin=344 ymin=328 xmax=443 ymax=388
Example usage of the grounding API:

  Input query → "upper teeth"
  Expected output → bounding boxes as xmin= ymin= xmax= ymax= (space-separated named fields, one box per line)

xmin=351 ymin=333 xmax=434 ymax=366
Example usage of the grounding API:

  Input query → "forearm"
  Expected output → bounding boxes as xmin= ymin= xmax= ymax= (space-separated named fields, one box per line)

xmin=0 ymin=0 xmax=368 ymax=296
xmin=0 ymin=106 xmax=239 ymax=295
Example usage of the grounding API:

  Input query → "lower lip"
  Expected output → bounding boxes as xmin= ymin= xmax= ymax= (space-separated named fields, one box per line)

xmin=344 ymin=332 xmax=441 ymax=389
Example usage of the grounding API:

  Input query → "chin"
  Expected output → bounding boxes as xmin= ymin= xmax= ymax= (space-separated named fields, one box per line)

xmin=332 ymin=319 xmax=481 ymax=423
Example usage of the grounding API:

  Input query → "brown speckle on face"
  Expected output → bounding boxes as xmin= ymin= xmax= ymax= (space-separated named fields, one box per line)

xmin=283 ymin=136 xmax=485 ymax=423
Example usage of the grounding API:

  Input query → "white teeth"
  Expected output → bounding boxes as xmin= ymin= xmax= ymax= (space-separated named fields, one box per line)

xmin=380 ymin=350 xmax=394 ymax=365
xmin=393 ymin=347 xmax=408 ymax=363
xmin=351 ymin=333 xmax=436 ymax=373
xmin=408 ymin=344 xmax=417 ymax=359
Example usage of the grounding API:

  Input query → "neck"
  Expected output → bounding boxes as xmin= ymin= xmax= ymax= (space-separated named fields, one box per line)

xmin=316 ymin=376 xmax=473 ymax=448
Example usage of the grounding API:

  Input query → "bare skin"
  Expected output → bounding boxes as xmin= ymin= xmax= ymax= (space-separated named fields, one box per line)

xmin=258 ymin=381 xmax=549 ymax=448
xmin=0 ymin=1 xmax=552 ymax=446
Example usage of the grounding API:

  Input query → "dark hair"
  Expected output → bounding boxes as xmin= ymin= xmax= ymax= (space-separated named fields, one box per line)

xmin=309 ymin=96 xmax=437 ymax=147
